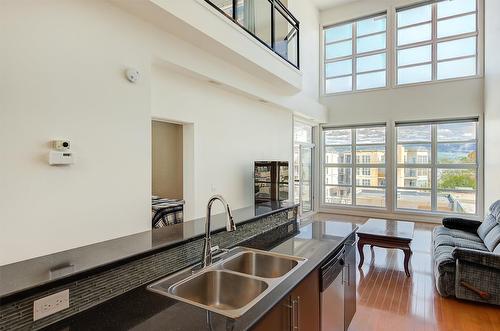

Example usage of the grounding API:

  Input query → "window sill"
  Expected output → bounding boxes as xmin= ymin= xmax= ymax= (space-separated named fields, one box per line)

xmin=321 ymin=74 xmax=483 ymax=98
xmin=319 ymin=204 xmax=482 ymax=223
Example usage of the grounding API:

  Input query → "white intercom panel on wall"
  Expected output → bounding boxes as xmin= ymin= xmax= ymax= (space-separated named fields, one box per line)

xmin=49 ymin=140 xmax=75 ymax=165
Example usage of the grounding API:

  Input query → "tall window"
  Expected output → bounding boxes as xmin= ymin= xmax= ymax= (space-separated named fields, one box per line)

xmin=323 ymin=125 xmax=386 ymax=208
xmin=396 ymin=120 xmax=478 ymax=214
xmin=396 ymin=0 xmax=479 ymax=85
xmin=324 ymin=13 xmax=387 ymax=94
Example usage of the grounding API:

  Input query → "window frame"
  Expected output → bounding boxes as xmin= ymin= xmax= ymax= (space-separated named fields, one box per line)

xmin=395 ymin=0 xmax=482 ymax=86
xmin=394 ymin=119 xmax=480 ymax=216
xmin=323 ymin=12 xmax=389 ymax=95
xmin=320 ymin=1 xmax=484 ymax=96
xmin=319 ymin=119 xmax=484 ymax=220
xmin=322 ymin=124 xmax=388 ymax=209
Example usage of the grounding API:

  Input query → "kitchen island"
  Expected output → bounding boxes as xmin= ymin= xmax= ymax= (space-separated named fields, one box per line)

xmin=43 ymin=220 xmax=358 ymax=331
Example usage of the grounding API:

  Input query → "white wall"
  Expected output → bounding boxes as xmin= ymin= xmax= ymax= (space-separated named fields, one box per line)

xmin=152 ymin=65 xmax=293 ymax=217
xmin=0 ymin=0 xmax=152 ymax=265
xmin=0 ymin=0 xmax=302 ymax=265
xmin=484 ymin=0 xmax=500 ymax=208
xmin=320 ymin=0 xmax=484 ymax=126
xmin=289 ymin=0 xmax=321 ymax=102
xmin=324 ymin=79 xmax=484 ymax=125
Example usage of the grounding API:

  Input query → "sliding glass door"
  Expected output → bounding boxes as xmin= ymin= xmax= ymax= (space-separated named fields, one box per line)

xmin=294 ymin=121 xmax=315 ymax=216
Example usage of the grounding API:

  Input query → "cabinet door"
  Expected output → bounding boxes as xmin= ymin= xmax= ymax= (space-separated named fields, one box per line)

xmin=251 ymin=295 xmax=292 ymax=331
xmin=292 ymin=269 xmax=320 ymax=331
xmin=344 ymin=241 xmax=356 ymax=330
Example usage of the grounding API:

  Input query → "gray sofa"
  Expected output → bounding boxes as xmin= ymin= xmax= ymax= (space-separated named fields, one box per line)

xmin=432 ymin=200 xmax=500 ymax=305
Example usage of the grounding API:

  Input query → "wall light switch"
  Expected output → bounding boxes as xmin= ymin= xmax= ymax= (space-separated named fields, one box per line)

xmin=33 ymin=289 xmax=69 ymax=321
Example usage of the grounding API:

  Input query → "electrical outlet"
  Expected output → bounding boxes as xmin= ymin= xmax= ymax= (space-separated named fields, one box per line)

xmin=33 ymin=289 xmax=69 ymax=321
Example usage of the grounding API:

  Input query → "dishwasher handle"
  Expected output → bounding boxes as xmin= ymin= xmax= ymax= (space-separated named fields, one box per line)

xmin=321 ymin=248 xmax=344 ymax=272
xmin=320 ymin=250 xmax=345 ymax=292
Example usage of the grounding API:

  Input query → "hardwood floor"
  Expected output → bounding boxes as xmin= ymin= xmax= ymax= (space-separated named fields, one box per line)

xmin=307 ymin=213 xmax=500 ymax=331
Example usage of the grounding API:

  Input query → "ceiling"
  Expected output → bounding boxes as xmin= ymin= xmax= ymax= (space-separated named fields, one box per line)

xmin=309 ymin=0 xmax=358 ymax=10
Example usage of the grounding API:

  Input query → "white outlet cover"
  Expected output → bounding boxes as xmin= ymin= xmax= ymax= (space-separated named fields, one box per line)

xmin=33 ymin=289 xmax=69 ymax=321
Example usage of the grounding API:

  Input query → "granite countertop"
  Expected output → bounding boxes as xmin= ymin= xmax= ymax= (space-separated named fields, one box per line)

xmin=1 ymin=201 xmax=297 ymax=300
xmin=43 ymin=220 xmax=358 ymax=331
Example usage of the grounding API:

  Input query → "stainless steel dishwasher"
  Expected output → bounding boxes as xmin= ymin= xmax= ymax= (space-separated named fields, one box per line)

xmin=320 ymin=248 xmax=345 ymax=331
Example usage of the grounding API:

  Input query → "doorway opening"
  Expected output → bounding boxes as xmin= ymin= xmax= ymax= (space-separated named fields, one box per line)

xmin=151 ymin=120 xmax=184 ymax=228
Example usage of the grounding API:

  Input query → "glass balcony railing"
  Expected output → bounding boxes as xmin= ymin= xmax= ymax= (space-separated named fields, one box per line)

xmin=206 ymin=0 xmax=300 ymax=69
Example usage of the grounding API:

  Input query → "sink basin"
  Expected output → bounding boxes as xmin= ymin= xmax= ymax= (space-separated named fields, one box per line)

xmin=147 ymin=247 xmax=307 ymax=319
xmin=222 ymin=251 xmax=299 ymax=278
xmin=170 ymin=270 xmax=268 ymax=311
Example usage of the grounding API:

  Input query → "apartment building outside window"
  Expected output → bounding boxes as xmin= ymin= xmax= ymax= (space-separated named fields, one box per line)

xmin=396 ymin=0 xmax=480 ymax=85
xmin=396 ymin=119 xmax=479 ymax=214
xmin=323 ymin=13 xmax=388 ymax=94
xmin=323 ymin=125 xmax=387 ymax=208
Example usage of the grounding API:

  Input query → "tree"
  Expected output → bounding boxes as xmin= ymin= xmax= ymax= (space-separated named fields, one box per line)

xmin=439 ymin=170 xmax=476 ymax=190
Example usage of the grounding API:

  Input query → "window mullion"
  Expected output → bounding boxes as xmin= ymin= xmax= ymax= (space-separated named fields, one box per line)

xmin=431 ymin=2 xmax=438 ymax=81
xmin=352 ymin=22 xmax=357 ymax=92
xmin=436 ymin=10 xmax=477 ymax=23
xmin=431 ymin=124 xmax=438 ymax=212
xmin=325 ymin=55 xmax=354 ymax=63
xmin=352 ymin=129 xmax=356 ymax=205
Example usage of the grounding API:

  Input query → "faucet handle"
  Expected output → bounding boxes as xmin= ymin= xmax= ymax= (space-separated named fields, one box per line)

xmin=210 ymin=246 xmax=230 ymax=255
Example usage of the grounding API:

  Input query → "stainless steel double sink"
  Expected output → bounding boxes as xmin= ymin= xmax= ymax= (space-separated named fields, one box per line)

xmin=148 ymin=247 xmax=306 ymax=319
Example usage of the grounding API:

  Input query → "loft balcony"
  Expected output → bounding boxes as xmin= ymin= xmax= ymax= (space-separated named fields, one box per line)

xmin=205 ymin=0 xmax=300 ymax=69
xmin=113 ymin=0 xmax=303 ymax=93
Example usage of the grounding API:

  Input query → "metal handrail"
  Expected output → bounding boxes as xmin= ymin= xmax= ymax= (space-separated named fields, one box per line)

xmin=204 ymin=0 xmax=300 ymax=69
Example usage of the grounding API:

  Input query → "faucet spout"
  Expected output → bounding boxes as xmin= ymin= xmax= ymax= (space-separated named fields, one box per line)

xmin=201 ymin=195 xmax=235 ymax=268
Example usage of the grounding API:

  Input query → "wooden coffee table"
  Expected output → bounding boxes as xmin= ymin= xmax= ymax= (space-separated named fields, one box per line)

xmin=357 ymin=218 xmax=415 ymax=277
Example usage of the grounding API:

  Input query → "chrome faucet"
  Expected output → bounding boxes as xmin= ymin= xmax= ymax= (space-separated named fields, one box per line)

xmin=201 ymin=195 xmax=236 ymax=268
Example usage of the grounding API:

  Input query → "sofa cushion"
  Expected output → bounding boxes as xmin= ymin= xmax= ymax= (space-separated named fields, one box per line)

xmin=494 ymin=243 xmax=500 ymax=254
xmin=478 ymin=214 xmax=498 ymax=240
xmin=484 ymin=225 xmax=500 ymax=251
xmin=478 ymin=200 xmax=500 ymax=240
xmin=490 ymin=199 xmax=500 ymax=216
xmin=434 ymin=233 xmax=489 ymax=251
xmin=433 ymin=226 xmax=482 ymax=242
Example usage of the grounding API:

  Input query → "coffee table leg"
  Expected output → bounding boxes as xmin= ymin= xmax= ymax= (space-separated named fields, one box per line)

xmin=357 ymin=239 xmax=365 ymax=268
xmin=403 ymin=247 xmax=411 ymax=277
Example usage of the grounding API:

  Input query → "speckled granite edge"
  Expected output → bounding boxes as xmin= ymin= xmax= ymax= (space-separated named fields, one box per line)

xmin=0 ymin=207 xmax=298 ymax=331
